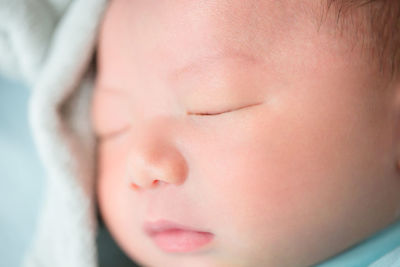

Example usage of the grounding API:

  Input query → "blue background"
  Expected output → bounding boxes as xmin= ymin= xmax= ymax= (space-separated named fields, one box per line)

xmin=0 ymin=76 xmax=44 ymax=267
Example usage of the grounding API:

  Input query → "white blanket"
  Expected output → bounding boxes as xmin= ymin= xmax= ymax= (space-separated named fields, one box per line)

xmin=1 ymin=1 xmax=107 ymax=266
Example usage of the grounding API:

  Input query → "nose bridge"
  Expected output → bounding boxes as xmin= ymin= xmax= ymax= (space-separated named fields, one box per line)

xmin=125 ymin=116 xmax=188 ymax=190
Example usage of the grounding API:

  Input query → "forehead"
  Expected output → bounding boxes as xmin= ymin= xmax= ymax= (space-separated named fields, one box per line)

xmin=96 ymin=0 xmax=356 ymax=90
xmin=99 ymin=2 xmax=320 ymax=59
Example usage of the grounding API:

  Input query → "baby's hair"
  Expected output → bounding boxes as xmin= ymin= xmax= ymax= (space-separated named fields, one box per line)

xmin=322 ymin=0 xmax=400 ymax=79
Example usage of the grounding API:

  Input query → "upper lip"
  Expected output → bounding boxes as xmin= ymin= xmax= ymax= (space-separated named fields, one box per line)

xmin=143 ymin=219 xmax=211 ymax=236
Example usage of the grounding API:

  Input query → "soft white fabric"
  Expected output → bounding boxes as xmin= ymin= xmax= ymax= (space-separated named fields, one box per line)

xmin=1 ymin=0 xmax=400 ymax=266
xmin=0 ymin=0 xmax=108 ymax=266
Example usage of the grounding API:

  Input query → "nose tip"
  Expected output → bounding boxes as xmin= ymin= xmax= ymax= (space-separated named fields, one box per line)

xmin=126 ymin=152 xmax=188 ymax=191
xmin=124 ymin=121 xmax=188 ymax=191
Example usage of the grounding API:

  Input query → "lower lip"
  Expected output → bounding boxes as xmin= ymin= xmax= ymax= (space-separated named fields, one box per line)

xmin=150 ymin=229 xmax=214 ymax=253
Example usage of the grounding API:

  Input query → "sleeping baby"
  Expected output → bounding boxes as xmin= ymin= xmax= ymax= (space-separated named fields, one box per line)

xmin=90 ymin=0 xmax=400 ymax=266
xmin=1 ymin=0 xmax=399 ymax=266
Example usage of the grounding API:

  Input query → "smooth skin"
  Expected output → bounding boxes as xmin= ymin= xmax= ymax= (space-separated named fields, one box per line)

xmin=92 ymin=0 xmax=400 ymax=266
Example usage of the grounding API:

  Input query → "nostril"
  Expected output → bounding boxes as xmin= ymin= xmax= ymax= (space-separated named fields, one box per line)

xmin=130 ymin=182 xmax=140 ymax=190
xmin=129 ymin=180 xmax=160 ymax=190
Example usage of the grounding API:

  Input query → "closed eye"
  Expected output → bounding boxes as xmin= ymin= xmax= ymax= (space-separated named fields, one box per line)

xmin=187 ymin=102 xmax=264 ymax=116
xmin=97 ymin=102 xmax=264 ymax=141
xmin=96 ymin=125 xmax=131 ymax=141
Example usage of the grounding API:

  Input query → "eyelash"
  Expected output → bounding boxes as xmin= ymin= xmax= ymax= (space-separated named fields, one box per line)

xmin=98 ymin=102 xmax=263 ymax=140
xmin=97 ymin=110 xmax=228 ymax=140
xmin=187 ymin=102 xmax=263 ymax=116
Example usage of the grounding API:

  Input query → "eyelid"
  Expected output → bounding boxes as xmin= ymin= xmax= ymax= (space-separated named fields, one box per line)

xmin=92 ymin=89 xmax=132 ymax=140
xmin=96 ymin=101 xmax=264 ymax=141
xmin=187 ymin=102 xmax=263 ymax=116
xmin=96 ymin=125 xmax=131 ymax=141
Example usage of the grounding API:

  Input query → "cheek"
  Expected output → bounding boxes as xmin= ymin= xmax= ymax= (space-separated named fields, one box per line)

xmin=195 ymin=73 xmax=397 ymax=260
xmin=96 ymin=143 xmax=128 ymax=229
xmin=97 ymin=138 xmax=147 ymax=226
xmin=96 ymin=143 xmax=154 ymax=264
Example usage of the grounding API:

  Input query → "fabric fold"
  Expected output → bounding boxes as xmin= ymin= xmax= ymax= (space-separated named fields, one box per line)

xmin=0 ymin=0 xmax=107 ymax=266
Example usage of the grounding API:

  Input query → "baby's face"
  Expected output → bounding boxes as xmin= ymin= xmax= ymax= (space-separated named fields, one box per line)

xmin=92 ymin=0 xmax=400 ymax=266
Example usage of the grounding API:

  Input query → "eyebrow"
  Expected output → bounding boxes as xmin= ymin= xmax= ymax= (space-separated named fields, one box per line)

xmin=167 ymin=50 xmax=265 ymax=85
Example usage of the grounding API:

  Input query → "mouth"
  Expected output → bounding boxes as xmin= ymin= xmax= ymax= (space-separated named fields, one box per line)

xmin=143 ymin=219 xmax=214 ymax=253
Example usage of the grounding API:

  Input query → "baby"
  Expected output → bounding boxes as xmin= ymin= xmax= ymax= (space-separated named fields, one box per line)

xmin=91 ymin=0 xmax=400 ymax=266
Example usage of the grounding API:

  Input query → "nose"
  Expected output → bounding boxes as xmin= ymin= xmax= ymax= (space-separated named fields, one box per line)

xmin=125 ymin=130 xmax=188 ymax=191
